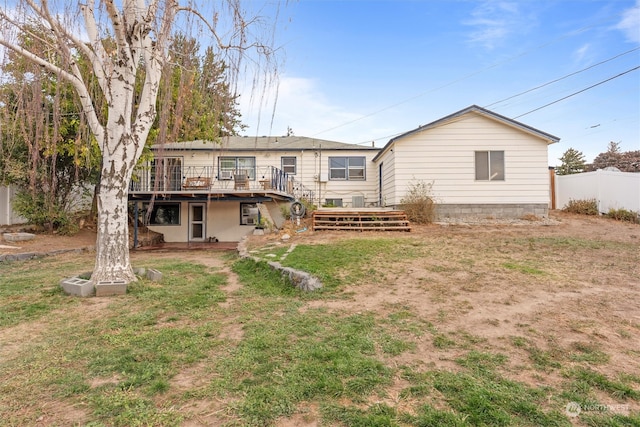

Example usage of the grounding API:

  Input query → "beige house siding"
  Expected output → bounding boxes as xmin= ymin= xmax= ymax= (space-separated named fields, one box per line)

xmin=385 ymin=113 xmax=551 ymax=207
xmin=376 ymin=149 xmax=397 ymax=207
xmin=156 ymin=146 xmax=378 ymax=208
xmin=316 ymin=150 xmax=379 ymax=207
xmin=139 ymin=139 xmax=380 ymax=241
xmin=147 ymin=201 xmax=261 ymax=243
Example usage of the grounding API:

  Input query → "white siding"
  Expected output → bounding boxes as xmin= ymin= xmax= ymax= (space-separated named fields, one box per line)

xmin=178 ymin=148 xmax=379 ymax=208
xmin=387 ymin=114 xmax=551 ymax=206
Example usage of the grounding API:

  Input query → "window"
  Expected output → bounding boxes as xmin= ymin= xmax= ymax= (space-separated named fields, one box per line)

xmin=281 ymin=156 xmax=296 ymax=174
xmin=324 ymin=198 xmax=343 ymax=207
xmin=475 ymin=151 xmax=504 ymax=181
xmin=240 ymin=203 xmax=259 ymax=225
xmin=219 ymin=157 xmax=256 ymax=180
xmin=328 ymin=156 xmax=365 ymax=180
xmin=145 ymin=203 xmax=180 ymax=225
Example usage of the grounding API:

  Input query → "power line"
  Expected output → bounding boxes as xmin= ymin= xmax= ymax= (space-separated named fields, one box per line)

xmin=513 ymin=65 xmax=640 ymax=119
xmin=485 ymin=46 xmax=640 ymax=109
xmin=310 ymin=13 xmax=625 ymax=139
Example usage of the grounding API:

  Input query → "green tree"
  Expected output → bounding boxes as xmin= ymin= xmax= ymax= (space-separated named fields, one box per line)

xmin=557 ymin=148 xmax=586 ymax=175
xmin=150 ymin=35 xmax=244 ymax=146
xmin=0 ymin=0 xmax=278 ymax=285
xmin=0 ymin=25 xmax=101 ymax=233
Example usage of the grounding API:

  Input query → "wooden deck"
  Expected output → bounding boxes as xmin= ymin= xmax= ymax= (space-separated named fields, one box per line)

xmin=312 ymin=209 xmax=411 ymax=232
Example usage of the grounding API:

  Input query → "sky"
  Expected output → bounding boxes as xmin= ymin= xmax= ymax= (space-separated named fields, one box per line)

xmin=237 ymin=0 xmax=640 ymax=165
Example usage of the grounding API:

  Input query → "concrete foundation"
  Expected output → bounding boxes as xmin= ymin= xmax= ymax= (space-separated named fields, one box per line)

xmin=435 ymin=203 xmax=549 ymax=220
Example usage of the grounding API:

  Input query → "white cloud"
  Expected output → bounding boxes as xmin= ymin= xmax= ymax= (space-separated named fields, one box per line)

xmin=572 ymin=43 xmax=591 ymax=64
xmin=464 ymin=1 xmax=527 ymax=50
xmin=616 ymin=0 xmax=640 ymax=44
xmin=239 ymin=75 xmax=365 ymax=141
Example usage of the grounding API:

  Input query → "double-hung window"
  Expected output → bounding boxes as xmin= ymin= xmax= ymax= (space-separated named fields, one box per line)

xmin=218 ymin=157 xmax=256 ymax=180
xmin=329 ymin=156 xmax=365 ymax=180
xmin=281 ymin=157 xmax=296 ymax=174
xmin=475 ymin=151 xmax=504 ymax=181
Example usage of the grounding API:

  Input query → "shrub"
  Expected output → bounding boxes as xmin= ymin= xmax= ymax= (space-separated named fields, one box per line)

xmin=562 ymin=199 xmax=598 ymax=216
xmin=606 ymin=208 xmax=640 ymax=224
xmin=400 ymin=180 xmax=436 ymax=224
xmin=300 ymin=198 xmax=317 ymax=218
xmin=12 ymin=190 xmax=80 ymax=235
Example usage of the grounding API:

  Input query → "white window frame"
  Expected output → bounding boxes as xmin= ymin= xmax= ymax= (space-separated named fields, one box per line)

xmin=281 ymin=156 xmax=297 ymax=175
xmin=219 ymin=157 xmax=256 ymax=180
xmin=328 ymin=156 xmax=365 ymax=181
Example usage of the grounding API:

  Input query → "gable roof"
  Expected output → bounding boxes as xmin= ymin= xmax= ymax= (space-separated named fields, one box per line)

xmin=372 ymin=105 xmax=560 ymax=162
xmin=155 ymin=136 xmax=379 ymax=152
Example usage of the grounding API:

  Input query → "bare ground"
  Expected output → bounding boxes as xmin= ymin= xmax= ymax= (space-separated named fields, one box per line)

xmin=1 ymin=210 xmax=639 ymax=425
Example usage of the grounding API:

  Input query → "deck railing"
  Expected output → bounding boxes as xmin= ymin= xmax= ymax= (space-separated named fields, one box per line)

xmin=129 ymin=164 xmax=314 ymax=201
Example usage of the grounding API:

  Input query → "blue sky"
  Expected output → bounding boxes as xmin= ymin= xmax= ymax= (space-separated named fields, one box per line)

xmin=238 ymin=0 xmax=640 ymax=165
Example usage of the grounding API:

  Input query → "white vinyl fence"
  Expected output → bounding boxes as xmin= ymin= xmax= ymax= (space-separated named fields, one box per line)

xmin=0 ymin=185 xmax=27 ymax=226
xmin=555 ymin=170 xmax=640 ymax=214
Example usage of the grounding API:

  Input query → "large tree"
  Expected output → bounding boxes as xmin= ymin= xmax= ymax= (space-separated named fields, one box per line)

xmin=0 ymin=1 xmax=277 ymax=286
xmin=591 ymin=141 xmax=640 ymax=172
xmin=0 ymin=24 xmax=102 ymax=232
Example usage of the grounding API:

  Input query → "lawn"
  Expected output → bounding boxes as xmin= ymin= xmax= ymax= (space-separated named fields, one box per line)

xmin=1 ymin=213 xmax=639 ymax=426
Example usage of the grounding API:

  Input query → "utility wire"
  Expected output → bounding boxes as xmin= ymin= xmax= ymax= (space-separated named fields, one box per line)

xmin=513 ymin=65 xmax=640 ymax=119
xmin=310 ymin=14 xmax=627 ymax=138
xmin=485 ymin=46 xmax=640 ymax=109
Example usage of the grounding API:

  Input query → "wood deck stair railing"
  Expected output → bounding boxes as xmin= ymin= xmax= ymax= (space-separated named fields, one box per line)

xmin=312 ymin=209 xmax=411 ymax=232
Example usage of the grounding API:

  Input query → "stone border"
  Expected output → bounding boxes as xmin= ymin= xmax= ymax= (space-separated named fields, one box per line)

xmin=0 ymin=246 xmax=95 ymax=263
xmin=237 ymin=237 xmax=322 ymax=292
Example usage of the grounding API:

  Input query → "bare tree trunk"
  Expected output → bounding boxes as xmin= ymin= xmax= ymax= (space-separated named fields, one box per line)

xmin=1 ymin=0 xmax=279 ymax=289
xmin=93 ymin=179 xmax=135 ymax=283
xmin=90 ymin=117 xmax=144 ymax=285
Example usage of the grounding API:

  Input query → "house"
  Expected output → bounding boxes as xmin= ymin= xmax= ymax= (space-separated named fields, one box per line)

xmin=130 ymin=105 xmax=560 ymax=242
xmin=2 ymin=105 xmax=559 ymax=240
xmin=373 ymin=105 xmax=560 ymax=219
xmin=128 ymin=136 xmax=380 ymax=243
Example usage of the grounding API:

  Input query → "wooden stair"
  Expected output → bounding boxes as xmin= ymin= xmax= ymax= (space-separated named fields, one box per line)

xmin=312 ymin=209 xmax=411 ymax=232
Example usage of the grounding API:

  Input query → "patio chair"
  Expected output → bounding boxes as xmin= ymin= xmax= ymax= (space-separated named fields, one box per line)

xmin=234 ymin=171 xmax=250 ymax=190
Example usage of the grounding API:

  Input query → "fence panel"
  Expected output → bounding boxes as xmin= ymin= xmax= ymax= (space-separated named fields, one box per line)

xmin=556 ymin=170 xmax=640 ymax=213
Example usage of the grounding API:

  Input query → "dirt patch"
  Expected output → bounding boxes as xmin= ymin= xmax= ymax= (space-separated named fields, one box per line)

xmin=0 ymin=227 xmax=97 ymax=254
xmin=2 ymin=211 xmax=639 ymax=424
xmin=250 ymin=211 xmax=640 ymax=418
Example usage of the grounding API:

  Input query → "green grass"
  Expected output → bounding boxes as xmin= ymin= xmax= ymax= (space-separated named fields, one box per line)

xmin=1 ymin=230 xmax=639 ymax=426
xmin=502 ymin=261 xmax=545 ymax=275
xmin=279 ymin=238 xmax=425 ymax=291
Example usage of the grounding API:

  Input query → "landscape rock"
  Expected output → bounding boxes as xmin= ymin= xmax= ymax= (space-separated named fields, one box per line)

xmin=3 ymin=232 xmax=36 ymax=242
